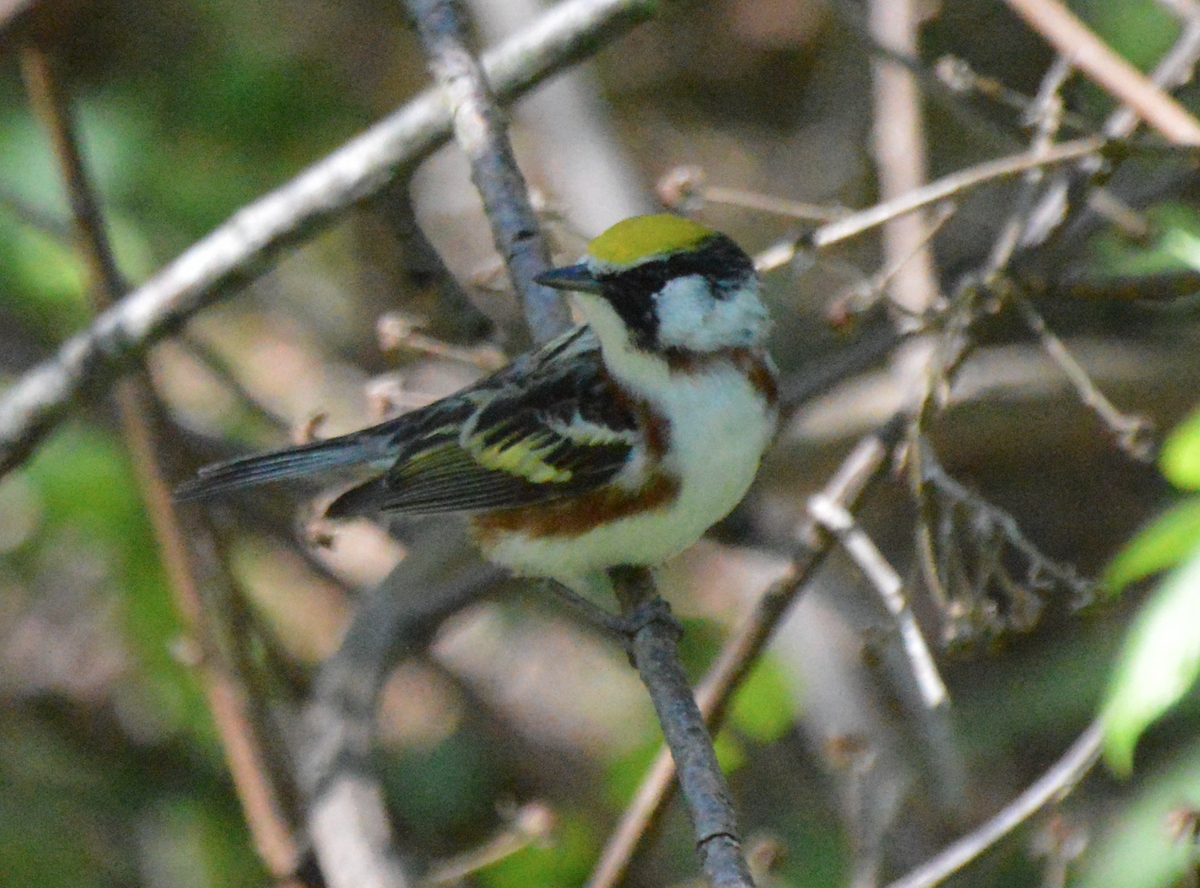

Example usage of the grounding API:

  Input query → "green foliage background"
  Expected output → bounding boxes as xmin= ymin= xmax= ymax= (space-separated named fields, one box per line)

xmin=2 ymin=0 xmax=1200 ymax=886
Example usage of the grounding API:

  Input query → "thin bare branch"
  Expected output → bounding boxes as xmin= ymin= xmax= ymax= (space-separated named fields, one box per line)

xmin=1106 ymin=0 xmax=1200 ymax=138
xmin=656 ymin=166 xmax=848 ymax=223
xmin=884 ymin=721 xmax=1103 ymax=888
xmin=808 ymin=493 xmax=948 ymax=709
xmin=21 ymin=43 xmax=304 ymax=878
xmin=424 ymin=803 xmax=555 ymax=887
xmin=0 ymin=0 xmax=663 ymax=480
xmin=1002 ymin=0 xmax=1200 ymax=144
xmin=982 ymin=54 xmax=1070 ymax=278
xmin=752 ymin=136 xmax=1107 ymax=270
xmin=1013 ymin=296 xmax=1155 ymax=460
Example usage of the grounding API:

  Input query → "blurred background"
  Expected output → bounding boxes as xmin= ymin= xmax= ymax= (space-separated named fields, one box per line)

xmin=2 ymin=0 xmax=1200 ymax=886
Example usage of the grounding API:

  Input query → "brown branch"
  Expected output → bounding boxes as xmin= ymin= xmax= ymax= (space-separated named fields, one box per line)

xmin=0 ymin=0 xmax=664 ymax=480
xmin=408 ymin=0 xmax=571 ymax=344
xmin=588 ymin=422 xmax=901 ymax=888
xmin=1105 ymin=0 xmax=1200 ymax=139
xmin=19 ymin=44 xmax=303 ymax=878
xmin=1002 ymin=0 xmax=1200 ymax=144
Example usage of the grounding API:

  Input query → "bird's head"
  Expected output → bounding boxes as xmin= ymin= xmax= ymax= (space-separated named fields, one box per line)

xmin=537 ymin=215 xmax=768 ymax=355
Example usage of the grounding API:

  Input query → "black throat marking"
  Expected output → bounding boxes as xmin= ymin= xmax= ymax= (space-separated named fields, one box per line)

xmin=594 ymin=234 xmax=756 ymax=351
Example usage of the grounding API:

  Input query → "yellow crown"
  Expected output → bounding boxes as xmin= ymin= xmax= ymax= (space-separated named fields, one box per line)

xmin=587 ymin=215 xmax=715 ymax=267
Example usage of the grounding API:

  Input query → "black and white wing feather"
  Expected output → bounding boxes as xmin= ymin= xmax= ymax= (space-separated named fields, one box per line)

xmin=175 ymin=327 xmax=640 ymax=518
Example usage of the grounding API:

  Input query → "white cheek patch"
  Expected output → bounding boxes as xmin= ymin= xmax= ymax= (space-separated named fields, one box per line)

xmin=654 ymin=275 xmax=769 ymax=352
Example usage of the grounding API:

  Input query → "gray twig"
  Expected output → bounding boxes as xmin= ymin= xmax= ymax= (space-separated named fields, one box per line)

xmin=808 ymin=493 xmax=948 ymax=710
xmin=609 ymin=567 xmax=754 ymax=888
xmin=884 ymin=721 xmax=1103 ymax=888
xmin=408 ymin=0 xmax=571 ymax=344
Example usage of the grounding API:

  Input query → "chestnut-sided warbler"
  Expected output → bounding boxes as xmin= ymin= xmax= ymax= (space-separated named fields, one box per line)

xmin=177 ymin=215 xmax=778 ymax=598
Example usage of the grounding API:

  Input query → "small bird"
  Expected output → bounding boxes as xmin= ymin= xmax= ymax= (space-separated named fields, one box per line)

xmin=177 ymin=215 xmax=778 ymax=599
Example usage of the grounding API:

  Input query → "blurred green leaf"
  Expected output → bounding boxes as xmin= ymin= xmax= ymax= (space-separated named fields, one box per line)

xmin=1101 ymin=542 xmax=1200 ymax=775
xmin=713 ymin=730 xmax=747 ymax=774
xmin=17 ymin=423 xmax=213 ymax=746
xmin=380 ymin=729 xmax=501 ymax=849
xmin=1105 ymin=497 xmax=1200 ymax=592
xmin=1087 ymin=203 xmax=1200 ymax=282
xmin=730 ymin=659 xmax=795 ymax=745
xmin=1076 ymin=738 xmax=1200 ymax=888
xmin=604 ymin=738 xmax=661 ymax=810
xmin=1161 ymin=405 xmax=1200 ymax=490
xmin=1074 ymin=0 xmax=1179 ymax=71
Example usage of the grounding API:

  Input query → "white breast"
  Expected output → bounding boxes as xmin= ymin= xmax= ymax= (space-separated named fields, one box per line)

xmin=481 ymin=348 xmax=776 ymax=594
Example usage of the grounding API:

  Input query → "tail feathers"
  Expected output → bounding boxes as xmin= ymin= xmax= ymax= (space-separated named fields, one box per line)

xmin=175 ymin=434 xmax=383 ymax=501
xmin=325 ymin=476 xmax=390 ymax=520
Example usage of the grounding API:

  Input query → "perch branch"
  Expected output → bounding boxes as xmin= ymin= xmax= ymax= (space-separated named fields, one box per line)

xmin=588 ymin=422 xmax=902 ymax=888
xmin=610 ymin=567 xmax=754 ymax=888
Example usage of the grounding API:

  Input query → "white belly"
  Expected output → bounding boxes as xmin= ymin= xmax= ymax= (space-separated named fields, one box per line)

xmin=480 ymin=359 xmax=776 ymax=592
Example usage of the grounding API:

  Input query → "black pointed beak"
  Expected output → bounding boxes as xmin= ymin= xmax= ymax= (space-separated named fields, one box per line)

xmin=535 ymin=263 xmax=604 ymax=294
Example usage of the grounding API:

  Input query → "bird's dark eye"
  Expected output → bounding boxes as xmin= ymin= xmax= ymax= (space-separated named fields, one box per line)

xmin=596 ymin=272 xmax=661 ymax=349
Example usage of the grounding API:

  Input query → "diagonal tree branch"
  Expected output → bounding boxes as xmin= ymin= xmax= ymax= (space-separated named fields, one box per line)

xmin=0 ymin=0 xmax=664 ymax=479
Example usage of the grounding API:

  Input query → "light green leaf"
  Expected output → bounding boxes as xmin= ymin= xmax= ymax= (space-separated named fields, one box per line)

xmin=1161 ymin=405 xmax=1200 ymax=490
xmin=1105 ymin=497 xmax=1200 ymax=592
xmin=1102 ymin=543 xmax=1200 ymax=775
xmin=1074 ymin=738 xmax=1200 ymax=888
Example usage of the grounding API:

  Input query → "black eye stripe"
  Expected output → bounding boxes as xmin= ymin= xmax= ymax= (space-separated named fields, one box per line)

xmin=593 ymin=234 xmax=755 ymax=349
xmin=598 ymin=234 xmax=754 ymax=299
